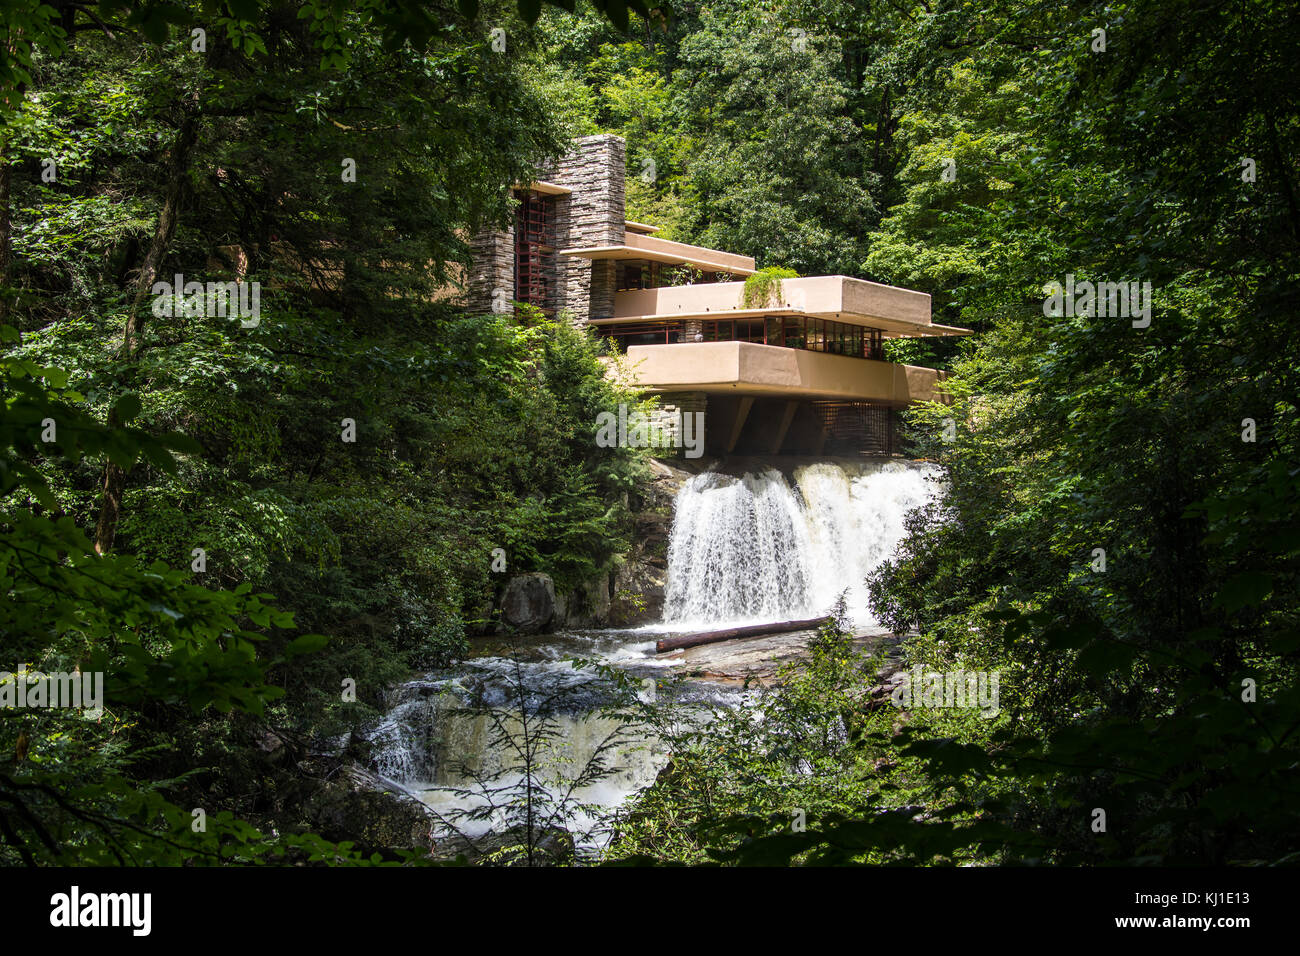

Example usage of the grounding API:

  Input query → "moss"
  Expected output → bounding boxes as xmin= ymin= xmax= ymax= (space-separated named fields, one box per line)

xmin=740 ymin=266 xmax=800 ymax=309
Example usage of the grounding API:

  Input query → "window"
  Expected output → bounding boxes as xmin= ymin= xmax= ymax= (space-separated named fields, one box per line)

xmin=604 ymin=316 xmax=889 ymax=360
xmin=514 ymin=190 xmax=554 ymax=312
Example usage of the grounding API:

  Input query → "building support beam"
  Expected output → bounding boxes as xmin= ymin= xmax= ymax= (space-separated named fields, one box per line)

xmin=726 ymin=396 xmax=754 ymax=454
xmin=770 ymin=400 xmax=799 ymax=455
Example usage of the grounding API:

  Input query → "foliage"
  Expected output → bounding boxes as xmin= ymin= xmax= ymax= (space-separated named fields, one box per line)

xmin=1 ymin=325 xmax=379 ymax=864
xmin=6 ymin=0 xmax=1299 ymax=869
xmin=604 ymin=612 xmax=1012 ymax=865
xmin=2 ymin=0 xmax=651 ymax=865
xmin=740 ymin=266 xmax=799 ymax=310
xmin=702 ymin=0 xmax=1300 ymax=866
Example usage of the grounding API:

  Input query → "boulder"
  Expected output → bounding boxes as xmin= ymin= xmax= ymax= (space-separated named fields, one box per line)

xmin=558 ymin=574 xmax=613 ymax=628
xmin=499 ymin=573 xmax=556 ymax=634
xmin=298 ymin=762 xmax=433 ymax=856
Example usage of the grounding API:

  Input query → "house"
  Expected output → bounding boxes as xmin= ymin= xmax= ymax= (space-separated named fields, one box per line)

xmin=465 ymin=134 xmax=969 ymax=456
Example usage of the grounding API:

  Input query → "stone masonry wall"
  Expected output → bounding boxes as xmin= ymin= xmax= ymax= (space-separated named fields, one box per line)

xmin=466 ymin=134 xmax=627 ymax=323
xmin=541 ymin=134 xmax=626 ymax=325
xmin=467 ymin=226 xmax=514 ymax=315
xmin=649 ymin=391 xmax=707 ymax=458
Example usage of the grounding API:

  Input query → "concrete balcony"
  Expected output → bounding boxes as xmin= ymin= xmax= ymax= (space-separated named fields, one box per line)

xmin=608 ymin=275 xmax=969 ymax=337
xmin=611 ymin=341 xmax=950 ymax=405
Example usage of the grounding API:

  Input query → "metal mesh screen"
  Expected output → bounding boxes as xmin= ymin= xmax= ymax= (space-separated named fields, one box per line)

xmin=810 ymin=401 xmax=898 ymax=456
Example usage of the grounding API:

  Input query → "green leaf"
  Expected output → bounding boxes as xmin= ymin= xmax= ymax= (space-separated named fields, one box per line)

xmin=284 ymin=633 xmax=330 ymax=658
xmin=114 ymin=392 xmax=143 ymax=423
xmin=1213 ymin=571 xmax=1273 ymax=613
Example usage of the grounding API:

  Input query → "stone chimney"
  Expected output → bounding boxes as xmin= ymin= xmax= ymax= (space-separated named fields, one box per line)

xmin=466 ymin=134 xmax=627 ymax=324
xmin=541 ymin=134 xmax=627 ymax=324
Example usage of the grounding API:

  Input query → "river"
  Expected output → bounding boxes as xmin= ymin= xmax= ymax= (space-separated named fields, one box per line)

xmin=365 ymin=459 xmax=941 ymax=857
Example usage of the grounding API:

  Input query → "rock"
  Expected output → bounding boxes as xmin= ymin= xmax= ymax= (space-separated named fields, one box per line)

xmin=610 ymin=556 xmax=667 ymax=626
xmin=499 ymin=573 xmax=555 ymax=634
xmin=558 ymin=574 xmax=612 ymax=628
xmin=430 ymin=824 xmax=574 ymax=866
xmin=606 ymin=459 xmax=689 ymax=625
xmin=636 ymin=457 xmax=693 ymax=510
xmin=257 ymin=730 xmax=285 ymax=754
xmin=583 ymin=573 xmax=611 ymax=622
xmin=299 ymin=762 xmax=434 ymax=857
xmin=608 ymin=508 xmax=672 ymax=626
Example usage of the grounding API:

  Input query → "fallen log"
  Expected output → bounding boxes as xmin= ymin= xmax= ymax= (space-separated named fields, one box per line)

xmin=655 ymin=616 xmax=830 ymax=654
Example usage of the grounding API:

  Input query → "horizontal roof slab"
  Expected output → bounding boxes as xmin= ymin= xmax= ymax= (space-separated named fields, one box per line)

xmin=522 ymin=180 xmax=572 ymax=196
xmin=561 ymin=233 xmax=757 ymax=275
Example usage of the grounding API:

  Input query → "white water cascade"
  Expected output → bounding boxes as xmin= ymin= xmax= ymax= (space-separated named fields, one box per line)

xmin=662 ymin=460 xmax=940 ymax=628
xmin=364 ymin=459 xmax=938 ymax=854
xmin=366 ymin=645 xmax=744 ymax=854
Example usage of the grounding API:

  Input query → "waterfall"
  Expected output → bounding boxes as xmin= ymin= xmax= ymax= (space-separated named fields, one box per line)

xmin=662 ymin=460 xmax=940 ymax=628
xmin=363 ymin=459 xmax=938 ymax=853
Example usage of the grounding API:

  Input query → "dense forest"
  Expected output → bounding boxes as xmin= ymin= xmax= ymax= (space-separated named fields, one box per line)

xmin=2 ymin=0 xmax=1297 ymax=870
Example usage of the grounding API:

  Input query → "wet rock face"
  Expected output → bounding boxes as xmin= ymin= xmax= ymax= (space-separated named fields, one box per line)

xmin=608 ymin=458 xmax=689 ymax=626
xmin=500 ymin=573 xmax=556 ymax=634
xmin=556 ymin=574 xmax=613 ymax=628
xmin=306 ymin=779 xmax=433 ymax=856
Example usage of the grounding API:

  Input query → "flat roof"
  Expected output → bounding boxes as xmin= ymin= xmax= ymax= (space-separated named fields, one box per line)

xmin=560 ymin=245 xmax=757 ymax=276
xmin=624 ymin=220 xmax=660 ymax=234
xmin=516 ymin=180 xmax=572 ymax=196
xmin=603 ymin=274 xmax=967 ymax=334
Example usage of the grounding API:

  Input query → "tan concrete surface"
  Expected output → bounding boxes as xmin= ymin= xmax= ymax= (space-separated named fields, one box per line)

xmin=610 ymin=276 xmax=948 ymax=334
xmin=615 ymin=341 xmax=951 ymax=404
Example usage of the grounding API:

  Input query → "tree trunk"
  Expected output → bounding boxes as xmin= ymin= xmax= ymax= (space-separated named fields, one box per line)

xmin=0 ymin=70 xmax=25 ymax=331
xmin=0 ymin=149 xmax=11 ymax=329
xmin=93 ymin=107 xmax=199 ymax=555
xmin=654 ymin=616 xmax=829 ymax=653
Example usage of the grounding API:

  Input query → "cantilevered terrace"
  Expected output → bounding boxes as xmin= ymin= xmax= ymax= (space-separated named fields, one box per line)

xmin=466 ymin=134 xmax=968 ymax=455
xmin=586 ymin=273 xmax=968 ymax=406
